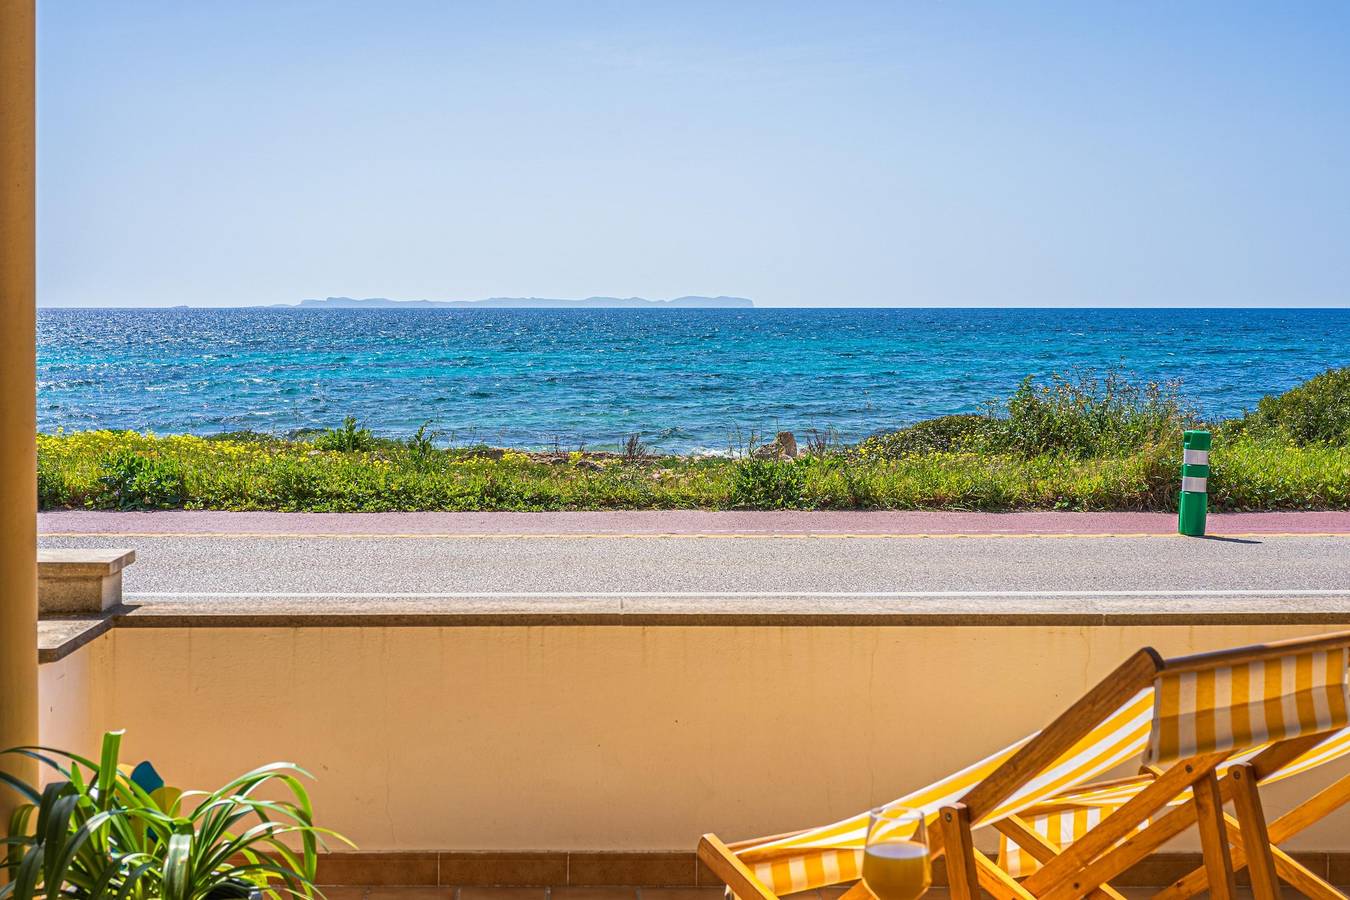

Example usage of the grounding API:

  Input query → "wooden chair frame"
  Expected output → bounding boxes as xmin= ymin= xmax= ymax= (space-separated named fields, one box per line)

xmin=1146 ymin=758 xmax=1350 ymax=900
xmin=698 ymin=631 xmax=1350 ymax=900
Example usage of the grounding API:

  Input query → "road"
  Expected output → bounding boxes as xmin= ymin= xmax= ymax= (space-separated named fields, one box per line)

xmin=37 ymin=510 xmax=1350 ymax=620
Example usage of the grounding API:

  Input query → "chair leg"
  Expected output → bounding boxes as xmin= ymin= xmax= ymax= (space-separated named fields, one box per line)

xmin=1221 ymin=816 xmax=1349 ymax=900
xmin=1192 ymin=772 xmax=1237 ymax=900
xmin=1152 ymin=765 xmax=1350 ymax=900
xmin=940 ymin=804 xmax=983 ymax=900
xmin=835 ymin=883 xmax=872 ymax=900
xmin=1228 ymin=764 xmax=1281 ymax=900
xmin=697 ymin=833 xmax=781 ymax=900
xmin=974 ymin=848 xmax=1036 ymax=900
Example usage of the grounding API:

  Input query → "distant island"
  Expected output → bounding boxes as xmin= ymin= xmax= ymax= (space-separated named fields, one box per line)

xmin=273 ymin=295 xmax=754 ymax=310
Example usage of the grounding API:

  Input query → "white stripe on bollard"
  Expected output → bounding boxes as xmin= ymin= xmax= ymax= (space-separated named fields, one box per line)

xmin=1183 ymin=449 xmax=1209 ymax=465
xmin=1181 ymin=476 xmax=1208 ymax=493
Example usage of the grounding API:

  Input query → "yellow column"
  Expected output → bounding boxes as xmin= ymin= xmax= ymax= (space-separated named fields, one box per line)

xmin=0 ymin=0 xmax=39 ymax=823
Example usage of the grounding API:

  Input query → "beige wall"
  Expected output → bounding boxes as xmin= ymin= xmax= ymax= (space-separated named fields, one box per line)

xmin=38 ymin=622 xmax=1350 ymax=853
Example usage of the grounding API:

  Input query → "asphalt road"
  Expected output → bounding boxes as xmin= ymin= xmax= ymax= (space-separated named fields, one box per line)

xmin=36 ymin=511 xmax=1350 ymax=618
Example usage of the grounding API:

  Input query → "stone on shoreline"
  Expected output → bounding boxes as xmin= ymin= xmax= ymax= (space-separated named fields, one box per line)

xmin=753 ymin=431 xmax=799 ymax=459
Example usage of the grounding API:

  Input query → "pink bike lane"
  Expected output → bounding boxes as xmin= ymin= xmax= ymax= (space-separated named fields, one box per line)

xmin=37 ymin=509 xmax=1350 ymax=536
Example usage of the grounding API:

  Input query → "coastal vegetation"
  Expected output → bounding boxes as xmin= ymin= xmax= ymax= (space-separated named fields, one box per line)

xmin=36 ymin=368 xmax=1350 ymax=512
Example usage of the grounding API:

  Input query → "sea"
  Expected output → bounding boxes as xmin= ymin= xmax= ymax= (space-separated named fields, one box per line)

xmin=37 ymin=307 xmax=1350 ymax=454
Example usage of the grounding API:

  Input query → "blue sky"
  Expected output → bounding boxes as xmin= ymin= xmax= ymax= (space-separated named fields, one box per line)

xmin=38 ymin=2 xmax=1350 ymax=307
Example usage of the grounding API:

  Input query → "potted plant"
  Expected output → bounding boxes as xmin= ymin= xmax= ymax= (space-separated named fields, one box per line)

xmin=2 ymin=731 xmax=351 ymax=900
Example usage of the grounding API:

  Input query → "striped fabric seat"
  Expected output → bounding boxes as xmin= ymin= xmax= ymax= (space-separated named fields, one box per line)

xmin=732 ymin=690 xmax=1154 ymax=896
xmin=999 ymin=805 xmax=1143 ymax=878
xmin=999 ymin=722 xmax=1350 ymax=877
xmin=1144 ymin=648 xmax=1350 ymax=766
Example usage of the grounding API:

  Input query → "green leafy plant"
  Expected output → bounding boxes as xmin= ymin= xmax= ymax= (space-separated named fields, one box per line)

xmin=2 ymin=780 xmax=152 ymax=900
xmin=95 ymin=449 xmax=187 ymax=510
xmin=312 ymin=417 xmax=374 ymax=453
xmin=3 ymin=731 xmax=349 ymax=900
xmin=855 ymin=414 xmax=991 ymax=459
xmin=36 ymin=462 xmax=64 ymax=509
xmin=730 ymin=458 xmax=808 ymax=508
xmin=403 ymin=423 xmax=439 ymax=469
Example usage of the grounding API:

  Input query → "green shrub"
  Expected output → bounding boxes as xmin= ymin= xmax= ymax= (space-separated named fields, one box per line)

xmin=855 ymin=414 xmax=991 ymax=458
xmin=95 ymin=448 xmax=187 ymax=509
xmin=730 ymin=458 xmax=808 ymax=508
xmin=263 ymin=456 xmax=327 ymax=510
xmin=313 ymin=416 xmax=376 ymax=452
xmin=1243 ymin=367 xmax=1350 ymax=445
xmin=403 ymin=422 xmax=440 ymax=469
xmin=989 ymin=370 xmax=1191 ymax=458
xmin=858 ymin=371 xmax=1193 ymax=462
xmin=37 ymin=461 xmax=64 ymax=508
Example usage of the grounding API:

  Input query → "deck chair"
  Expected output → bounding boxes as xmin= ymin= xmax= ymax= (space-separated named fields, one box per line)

xmin=698 ymin=631 xmax=1350 ymax=900
xmin=999 ymin=725 xmax=1350 ymax=899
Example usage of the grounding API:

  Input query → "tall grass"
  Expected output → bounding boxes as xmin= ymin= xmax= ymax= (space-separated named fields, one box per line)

xmin=991 ymin=371 xmax=1191 ymax=457
xmin=856 ymin=369 xmax=1192 ymax=459
xmin=34 ymin=428 xmax=1348 ymax=512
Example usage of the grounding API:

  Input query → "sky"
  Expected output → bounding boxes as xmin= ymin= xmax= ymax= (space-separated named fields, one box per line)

xmin=37 ymin=1 xmax=1350 ymax=308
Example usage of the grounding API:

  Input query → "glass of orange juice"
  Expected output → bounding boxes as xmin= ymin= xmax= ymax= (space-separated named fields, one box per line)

xmin=862 ymin=804 xmax=931 ymax=900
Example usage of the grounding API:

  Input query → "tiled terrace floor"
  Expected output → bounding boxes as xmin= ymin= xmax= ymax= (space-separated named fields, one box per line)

xmin=320 ymin=888 xmax=1294 ymax=900
xmin=321 ymin=890 xmax=732 ymax=900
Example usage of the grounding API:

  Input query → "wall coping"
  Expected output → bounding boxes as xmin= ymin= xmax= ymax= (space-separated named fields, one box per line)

xmin=38 ymin=596 xmax=1350 ymax=663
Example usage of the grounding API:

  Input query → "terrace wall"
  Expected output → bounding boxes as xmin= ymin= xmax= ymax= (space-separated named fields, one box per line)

xmin=37 ymin=621 xmax=1350 ymax=853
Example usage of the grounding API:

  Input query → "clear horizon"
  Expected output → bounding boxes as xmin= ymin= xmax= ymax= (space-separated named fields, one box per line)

xmin=40 ymin=2 xmax=1350 ymax=309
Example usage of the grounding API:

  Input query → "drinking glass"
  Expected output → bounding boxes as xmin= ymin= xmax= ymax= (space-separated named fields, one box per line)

xmin=861 ymin=804 xmax=931 ymax=900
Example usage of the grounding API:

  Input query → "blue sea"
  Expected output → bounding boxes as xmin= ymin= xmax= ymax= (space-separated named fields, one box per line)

xmin=37 ymin=308 xmax=1350 ymax=453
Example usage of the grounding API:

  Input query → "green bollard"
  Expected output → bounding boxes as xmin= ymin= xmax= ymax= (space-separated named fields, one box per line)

xmin=1178 ymin=429 xmax=1211 ymax=536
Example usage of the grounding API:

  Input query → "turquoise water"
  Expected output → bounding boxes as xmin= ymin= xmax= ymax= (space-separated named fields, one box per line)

xmin=37 ymin=308 xmax=1350 ymax=452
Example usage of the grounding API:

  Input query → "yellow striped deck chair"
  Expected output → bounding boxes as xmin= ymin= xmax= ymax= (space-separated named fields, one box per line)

xmin=999 ymin=647 xmax=1350 ymax=900
xmin=698 ymin=631 xmax=1350 ymax=900
xmin=998 ymin=724 xmax=1350 ymax=880
xmin=997 ymin=725 xmax=1350 ymax=872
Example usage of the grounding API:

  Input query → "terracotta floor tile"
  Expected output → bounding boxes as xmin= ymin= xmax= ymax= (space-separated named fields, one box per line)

xmin=440 ymin=854 xmax=568 ymax=887
xmin=570 ymin=854 xmax=694 ymax=887
xmin=457 ymin=889 xmax=547 ymax=900
xmin=551 ymin=889 xmax=640 ymax=900
xmin=319 ymin=888 xmax=369 ymax=900
xmin=1111 ymin=853 xmax=1193 ymax=887
xmin=1236 ymin=851 xmax=1326 ymax=885
xmin=319 ymin=854 xmax=440 ymax=887
xmin=694 ymin=861 xmax=723 ymax=889
xmin=366 ymin=889 xmax=456 ymax=900
xmin=636 ymin=889 xmax=725 ymax=900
